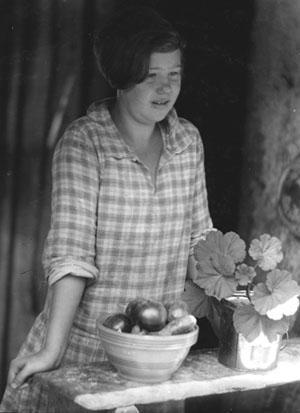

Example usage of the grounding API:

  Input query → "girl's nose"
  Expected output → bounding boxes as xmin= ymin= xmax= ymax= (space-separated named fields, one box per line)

xmin=156 ymin=79 xmax=172 ymax=93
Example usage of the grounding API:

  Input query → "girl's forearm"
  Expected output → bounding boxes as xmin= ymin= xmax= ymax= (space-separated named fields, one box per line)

xmin=44 ymin=275 xmax=86 ymax=363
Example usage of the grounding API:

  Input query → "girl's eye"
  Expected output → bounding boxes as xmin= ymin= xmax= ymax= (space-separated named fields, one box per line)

xmin=147 ymin=73 xmax=156 ymax=79
xmin=169 ymin=71 xmax=181 ymax=78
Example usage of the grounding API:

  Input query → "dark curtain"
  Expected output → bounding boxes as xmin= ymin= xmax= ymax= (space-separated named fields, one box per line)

xmin=0 ymin=0 xmax=253 ymax=397
xmin=0 ymin=0 xmax=114 ymax=395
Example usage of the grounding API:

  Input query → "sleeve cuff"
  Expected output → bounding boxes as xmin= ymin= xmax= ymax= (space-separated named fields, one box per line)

xmin=45 ymin=257 xmax=99 ymax=286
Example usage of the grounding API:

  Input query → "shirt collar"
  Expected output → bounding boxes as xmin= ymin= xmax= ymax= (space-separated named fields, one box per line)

xmin=87 ymin=98 xmax=193 ymax=159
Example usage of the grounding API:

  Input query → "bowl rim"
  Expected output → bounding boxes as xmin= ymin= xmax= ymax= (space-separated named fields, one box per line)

xmin=98 ymin=323 xmax=199 ymax=341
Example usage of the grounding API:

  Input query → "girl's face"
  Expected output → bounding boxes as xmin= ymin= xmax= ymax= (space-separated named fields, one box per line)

xmin=118 ymin=49 xmax=182 ymax=126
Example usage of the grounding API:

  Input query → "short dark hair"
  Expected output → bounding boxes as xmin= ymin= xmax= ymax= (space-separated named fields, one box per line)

xmin=93 ymin=6 xmax=185 ymax=90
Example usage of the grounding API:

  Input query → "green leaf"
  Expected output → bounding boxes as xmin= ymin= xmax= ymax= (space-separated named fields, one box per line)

xmin=223 ymin=232 xmax=246 ymax=263
xmin=235 ymin=264 xmax=256 ymax=286
xmin=194 ymin=270 xmax=237 ymax=300
xmin=194 ymin=231 xmax=223 ymax=261
xmin=252 ymin=283 xmax=275 ymax=315
xmin=266 ymin=270 xmax=300 ymax=299
xmin=233 ymin=304 xmax=290 ymax=342
xmin=196 ymin=258 xmax=219 ymax=277
xmin=233 ymin=304 xmax=262 ymax=341
xmin=252 ymin=269 xmax=300 ymax=315
xmin=210 ymin=254 xmax=235 ymax=276
xmin=248 ymin=234 xmax=283 ymax=271
xmin=193 ymin=230 xmax=245 ymax=299
xmin=194 ymin=230 xmax=246 ymax=263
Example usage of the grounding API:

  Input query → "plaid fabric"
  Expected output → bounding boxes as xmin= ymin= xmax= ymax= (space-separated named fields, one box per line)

xmin=0 ymin=98 xmax=212 ymax=412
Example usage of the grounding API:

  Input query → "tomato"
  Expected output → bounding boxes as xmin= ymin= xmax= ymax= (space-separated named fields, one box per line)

xmin=126 ymin=299 xmax=168 ymax=332
xmin=125 ymin=298 xmax=148 ymax=319
xmin=103 ymin=313 xmax=133 ymax=333
xmin=165 ymin=300 xmax=189 ymax=322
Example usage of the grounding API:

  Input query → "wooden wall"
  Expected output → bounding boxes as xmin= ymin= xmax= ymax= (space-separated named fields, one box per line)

xmin=238 ymin=0 xmax=300 ymax=335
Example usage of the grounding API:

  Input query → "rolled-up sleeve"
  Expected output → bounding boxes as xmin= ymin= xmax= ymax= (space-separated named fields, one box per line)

xmin=189 ymin=132 xmax=213 ymax=255
xmin=42 ymin=124 xmax=100 ymax=285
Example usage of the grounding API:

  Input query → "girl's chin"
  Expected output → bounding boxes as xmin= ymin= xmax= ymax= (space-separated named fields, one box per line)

xmin=150 ymin=106 xmax=171 ymax=120
xmin=136 ymin=104 xmax=173 ymax=124
xmin=148 ymin=114 xmax=169 ymax=124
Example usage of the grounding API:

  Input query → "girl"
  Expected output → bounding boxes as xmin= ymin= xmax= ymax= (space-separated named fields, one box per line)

xmin=0 ymin=6 xmax=212 ymax=412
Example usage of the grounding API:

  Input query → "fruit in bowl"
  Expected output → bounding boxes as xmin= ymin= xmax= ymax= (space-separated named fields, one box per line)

xmin=97 ymin=298 xmax=199 ymax=383
xmin=103 ymin=313 xmax=133 ymax=333
xmin=165 ymin=300 xmax=189 ymax=322
xmin=126 ymin=298 xmax=168 ymax=332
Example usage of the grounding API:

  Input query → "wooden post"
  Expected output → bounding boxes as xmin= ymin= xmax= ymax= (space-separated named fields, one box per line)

xmin=238 ymin=0 xmax=300 ymax=334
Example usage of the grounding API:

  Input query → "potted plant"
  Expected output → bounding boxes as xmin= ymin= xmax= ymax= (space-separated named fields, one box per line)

xmin=193 ymin=230 xmax=300 ymax=371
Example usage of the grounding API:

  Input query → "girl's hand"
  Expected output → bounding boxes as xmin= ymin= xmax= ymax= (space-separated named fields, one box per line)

xmin=8 ymin=275 xmax=86 ymax=389
xmin=8 ymin=349 xmax=59 ymax=389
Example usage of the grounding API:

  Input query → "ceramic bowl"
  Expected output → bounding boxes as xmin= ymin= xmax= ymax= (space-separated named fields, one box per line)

xmin=97 ymin=323 xmax=199 ymax=383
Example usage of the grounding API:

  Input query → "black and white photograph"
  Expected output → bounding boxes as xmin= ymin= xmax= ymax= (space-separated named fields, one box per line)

xmin=1 ymin=1 xmax=300 ymax=412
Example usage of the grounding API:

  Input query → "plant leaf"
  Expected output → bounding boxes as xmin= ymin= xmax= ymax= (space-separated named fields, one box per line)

xmin=266 ymin=270 xmax=300 ymax=299
xmin=194 ymin=230 xmax=224 ymax=261
xmin=194 ymin=255 xmax=237 ymax=299
xmin=194 ymin=271 xmax=237 ymax=300
xmin=210 ymin=254 xmax=235 ymax=276
xmin=193 ymin=230 xmax=245 ymax=299
xmin=252 ymin=283 xmax=274 ymax=315
xmin=194 ymin=230 xmax=246 ymax=263
xmin=248 ymin=234 xmax=283 ymax=271
xmin=235 ymin=264 xmax=256 ymax=286
xmin=267 ymin=296 xmax=300 ymax=320
xmin=223 ymin=232 xmax=246 ymax=263
xmin=233 ymin=304 xmax=263 ymax=342
xmin=233 ymin=304 xmax=290 ymax=342
xmin=196 ymin=258 xmax=219 ymax=277
xmin=252 ymin=269 xmax=300 ymax=315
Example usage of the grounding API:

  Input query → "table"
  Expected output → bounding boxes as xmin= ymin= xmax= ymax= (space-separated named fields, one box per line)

xmin=34 ymin=338 xmax=300 ymax=412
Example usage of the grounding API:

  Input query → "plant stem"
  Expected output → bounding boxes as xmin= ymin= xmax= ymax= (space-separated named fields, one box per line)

xmin=246 ymin=284 xmax=252 ymax=303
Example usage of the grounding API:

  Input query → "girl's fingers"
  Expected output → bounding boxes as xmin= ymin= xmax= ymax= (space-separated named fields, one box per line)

xmin=9 ymin=352 xmax=56 ymax=388
xmin=11 ymin=363 xmax=33 ymax=388
xmin=7 ymin=358 xmax=26 ymax=387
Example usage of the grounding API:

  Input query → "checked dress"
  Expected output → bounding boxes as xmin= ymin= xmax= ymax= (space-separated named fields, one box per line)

xmin=0 ymin=98 xmax=212 ymax=412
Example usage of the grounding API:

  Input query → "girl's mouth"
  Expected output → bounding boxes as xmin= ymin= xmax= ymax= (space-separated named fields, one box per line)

xmin=151 ymin=99 xmax=170 ymax=108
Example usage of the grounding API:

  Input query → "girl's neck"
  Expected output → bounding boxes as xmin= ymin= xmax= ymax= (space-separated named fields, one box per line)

xmin=111 ymin=100 xmax=156 ymax=148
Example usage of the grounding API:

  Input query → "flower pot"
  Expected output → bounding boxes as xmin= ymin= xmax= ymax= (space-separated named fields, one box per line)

xmin=215 ymin=297 xmax=282 ymax=371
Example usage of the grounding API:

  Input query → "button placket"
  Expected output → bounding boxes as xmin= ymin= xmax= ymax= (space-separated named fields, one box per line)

xmin=130 ymin=157 xmax=157 ymax=194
